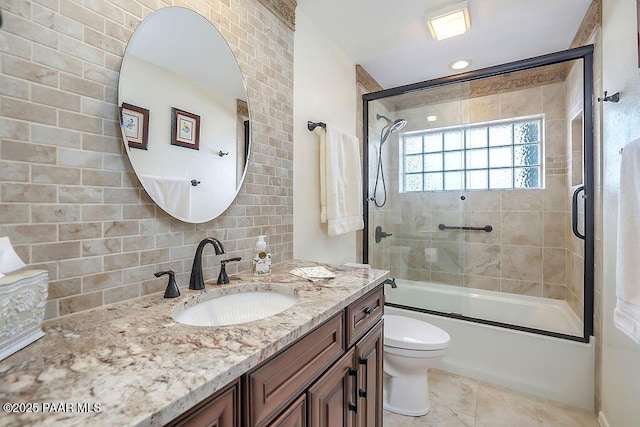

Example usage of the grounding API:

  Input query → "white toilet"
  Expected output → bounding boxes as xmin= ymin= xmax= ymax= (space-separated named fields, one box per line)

xmin=383 ymin=314 xmax=450 ymax=416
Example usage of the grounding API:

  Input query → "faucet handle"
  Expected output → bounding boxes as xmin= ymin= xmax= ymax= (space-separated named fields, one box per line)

xmin=155 ymin=270 xmax=180 ymax=298
xmin=218 ymin=257 xmax=242 ymax=284
xmin=221 ymin=257 xmax=242 ymax=265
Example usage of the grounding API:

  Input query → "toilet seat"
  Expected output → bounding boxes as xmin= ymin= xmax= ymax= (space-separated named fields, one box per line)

xmin=384 ymin=314 xmax=450 ymax=351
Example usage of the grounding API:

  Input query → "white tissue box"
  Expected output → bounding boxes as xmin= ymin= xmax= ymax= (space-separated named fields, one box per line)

xmin=0 ymin=270 xmax=48 ymax=361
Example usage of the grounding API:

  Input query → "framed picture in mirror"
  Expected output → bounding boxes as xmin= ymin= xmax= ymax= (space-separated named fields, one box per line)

xmin=171 ymin=107 xmax=200 ymax=150
xmin=120 ymin=103 xmax=149 ymax=150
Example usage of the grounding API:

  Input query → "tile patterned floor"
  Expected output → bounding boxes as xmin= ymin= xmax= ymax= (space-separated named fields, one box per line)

xmin=383 ymin=369 xmax=600 ymax=427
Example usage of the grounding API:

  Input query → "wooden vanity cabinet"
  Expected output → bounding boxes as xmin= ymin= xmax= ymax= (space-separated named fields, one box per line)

xmin=248 ymin=285 xmax=384 ymax=427
xmin=168 ymin=285 xmax=384 ymax=427
xmin=305 ymin=320 xmax=383 ymax=427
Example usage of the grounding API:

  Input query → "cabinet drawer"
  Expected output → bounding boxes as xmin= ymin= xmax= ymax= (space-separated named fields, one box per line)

xmin=244 ymin=312 xmax=345 ymax=427
xmin=345 ymin=286 xmax=383 ymax=348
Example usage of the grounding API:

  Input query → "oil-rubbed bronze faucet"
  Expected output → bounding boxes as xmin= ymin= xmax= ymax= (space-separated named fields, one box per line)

xmin=382 ymin=278 xmax=397 ymax=288
xmin=155 ymin=270 xmax=180 ymax=298
xmin=189 ymin=237 xmax=226 ymax=290
xmin=217 ymin=257 xmax=242 ymax=284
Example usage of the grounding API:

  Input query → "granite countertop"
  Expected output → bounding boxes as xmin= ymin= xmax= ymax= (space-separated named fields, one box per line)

xmin=0 ymin=260 xmax=388 ymax=426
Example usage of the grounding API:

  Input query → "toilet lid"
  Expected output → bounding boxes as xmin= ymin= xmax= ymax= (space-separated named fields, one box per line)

xmin=384 ymin=315 xmax=450 ymax=351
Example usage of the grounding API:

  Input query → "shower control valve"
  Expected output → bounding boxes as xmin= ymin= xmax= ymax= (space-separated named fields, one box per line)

xmin=374 ymin=226 xmax=392 ymax=243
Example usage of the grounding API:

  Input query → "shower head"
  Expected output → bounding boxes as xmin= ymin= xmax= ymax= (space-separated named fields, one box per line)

xmin=379 ymin=117 xmax=408 ymax=145
xmin=373 ymin=115 xmax=408 ymax=208
xmin=389 ymin=118 xmax=407 ymax=133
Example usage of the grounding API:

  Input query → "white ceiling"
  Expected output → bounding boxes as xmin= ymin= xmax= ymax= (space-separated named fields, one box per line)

xmin=297 ymin=0 xmax=592 ymax=89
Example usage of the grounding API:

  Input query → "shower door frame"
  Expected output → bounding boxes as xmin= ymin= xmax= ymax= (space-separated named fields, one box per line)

xmin=362 ymin=45 xmax=595 ymax=343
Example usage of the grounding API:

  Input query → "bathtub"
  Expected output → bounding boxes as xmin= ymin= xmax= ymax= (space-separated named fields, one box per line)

xmin=385 ymin=279 xmax=595 ymax=411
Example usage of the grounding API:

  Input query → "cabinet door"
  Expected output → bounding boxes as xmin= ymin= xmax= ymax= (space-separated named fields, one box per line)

xmin=355 ymin=320 xmax=383 ymax=427
xmin=307 ymin=348 xmax=356 ymax=427
xmin=267 ymin=395 xmax=306 ymax=427
xmin=167 ymin=379 xmax=239 ymax=427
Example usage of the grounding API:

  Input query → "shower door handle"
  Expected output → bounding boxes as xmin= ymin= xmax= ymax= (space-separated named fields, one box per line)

xmin=572 ymin=185 xmax=585 ymax=240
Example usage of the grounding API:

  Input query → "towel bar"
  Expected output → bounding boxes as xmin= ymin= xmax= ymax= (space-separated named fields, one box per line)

xmin=307 ymin=121 xmax=326 ymax=131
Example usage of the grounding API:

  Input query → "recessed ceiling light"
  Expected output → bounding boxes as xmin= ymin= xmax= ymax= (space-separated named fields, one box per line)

xmin=427 ymin=115 xmax=438 ymax=122
xmin=425 ymin=0 xmax=471 ymax=41
xmin=449 ymin=59 xmax=471 ymax=70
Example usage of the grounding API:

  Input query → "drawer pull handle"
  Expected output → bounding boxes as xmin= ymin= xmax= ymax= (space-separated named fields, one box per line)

xmin=363 ymin=307 xmax=373 ymax=316
xmin=359 ymin=390 xmax=367 ymax=398
xmin=359 ymin=357 xmax=368 ymax=365
xmin=348 ymin=368 xmax=357 ymax=376
xmin=348 ymin=403 xmax=357 ymax=412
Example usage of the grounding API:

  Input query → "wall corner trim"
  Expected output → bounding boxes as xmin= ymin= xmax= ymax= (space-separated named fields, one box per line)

xmin=258 ymin=0 xmax=297 ymax=30
xmin=356 ymin=65 xmax=383 ymax=93
xmin=571 ymin=0 xmax=601 ymax=48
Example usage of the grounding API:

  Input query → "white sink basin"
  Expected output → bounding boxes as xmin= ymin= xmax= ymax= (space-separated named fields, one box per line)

xmin=173 ymin=291 xmax=298 ymax=326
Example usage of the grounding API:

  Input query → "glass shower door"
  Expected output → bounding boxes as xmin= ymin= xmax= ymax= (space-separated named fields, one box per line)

xmin=362 ymin=48 xmax=595 ymax=341
xmin=366 ymin=96 xmax=465 ymax=315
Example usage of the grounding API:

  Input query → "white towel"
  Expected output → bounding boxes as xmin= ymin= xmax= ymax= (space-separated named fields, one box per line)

xmin=140 ymin=175 xmax=191 ymax=220
xmin=0 ymin=236 xmax=26 ymax=275
xmin=615 ymin=137 xmax=640 ymax=345
xmin=319 ymin=125 xmax=364 ymax=236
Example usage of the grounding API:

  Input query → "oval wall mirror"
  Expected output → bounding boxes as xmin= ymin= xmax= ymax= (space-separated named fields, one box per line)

xmin=118 ymin=7 xmax=250 ymax=223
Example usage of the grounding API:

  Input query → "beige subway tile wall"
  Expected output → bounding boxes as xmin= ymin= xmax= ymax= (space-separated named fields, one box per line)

xmin=1 ymin=0 xmax=295 ymax=319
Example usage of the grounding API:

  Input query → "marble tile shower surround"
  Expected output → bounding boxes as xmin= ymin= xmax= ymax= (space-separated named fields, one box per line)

xmin=369 ymin=79 xmax=579 ymax=304
xmin=0 ymin=0 xmax=294 ymax=319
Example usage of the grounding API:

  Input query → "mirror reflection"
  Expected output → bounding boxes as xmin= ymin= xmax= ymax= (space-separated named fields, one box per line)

xmin=118 ymin=7 xmax=250 ymax=223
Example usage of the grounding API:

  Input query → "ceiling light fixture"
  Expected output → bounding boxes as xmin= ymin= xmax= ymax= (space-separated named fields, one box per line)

xmin=427 ymin=115 xmax=438 ymax=122
xmin=449 ymin=59 xmax=471 ymax=70
xmin=425 ymin=0 xmax=471 ymax=41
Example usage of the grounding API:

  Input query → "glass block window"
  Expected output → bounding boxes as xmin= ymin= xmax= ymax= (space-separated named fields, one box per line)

xmin=402 ymin=117 xmax=543 ymax=192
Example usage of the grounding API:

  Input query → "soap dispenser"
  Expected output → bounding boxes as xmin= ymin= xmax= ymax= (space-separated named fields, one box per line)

xmin=252 ymin=235 xmax=271 ymax=276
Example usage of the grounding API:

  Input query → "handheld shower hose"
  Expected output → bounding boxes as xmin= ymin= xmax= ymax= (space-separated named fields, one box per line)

xmin=372 ymin=115 xmax=407 ymax=208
